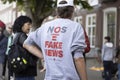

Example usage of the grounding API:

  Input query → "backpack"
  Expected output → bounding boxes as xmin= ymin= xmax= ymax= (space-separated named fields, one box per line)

xmin=8 ymin=33 xmax=37 ymax=73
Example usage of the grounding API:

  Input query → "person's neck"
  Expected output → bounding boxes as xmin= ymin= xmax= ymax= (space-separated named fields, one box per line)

xmin=57 ymin=16 xmax=72 ymax=19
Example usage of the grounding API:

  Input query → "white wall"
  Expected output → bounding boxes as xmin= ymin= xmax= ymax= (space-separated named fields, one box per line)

xmin=0 ymin=1 xmax=25 ymax=26
xmin=0 ymin=1 xmax=16 ymax=26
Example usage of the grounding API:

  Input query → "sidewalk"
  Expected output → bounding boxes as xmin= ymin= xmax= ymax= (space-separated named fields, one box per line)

xmin=86 ymin=58 xmax=103 ymax=80
xmin=36 ymin=58 xmax=104 ymax=80
xmin=3 ymin=58 xmax=116 ymax=80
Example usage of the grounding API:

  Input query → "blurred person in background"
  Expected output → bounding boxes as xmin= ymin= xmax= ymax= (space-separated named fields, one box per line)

xmin=2 ymin=24 xmax=13 ymax=80
xmin=12 ymin=16 xmax=41 ymax=80
xmin=0 ymin=20 xmax=8 ymax=80
xmin=101 ymin=36 xmax=115 ymax=80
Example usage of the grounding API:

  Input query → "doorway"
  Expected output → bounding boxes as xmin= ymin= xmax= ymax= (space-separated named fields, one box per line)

xmin=103 ymin=7 xmax=117 ymax=45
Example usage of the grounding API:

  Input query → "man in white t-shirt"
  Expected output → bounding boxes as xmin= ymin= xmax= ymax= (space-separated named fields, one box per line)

xmin=23 ymin=0 xmax=87 ymax=80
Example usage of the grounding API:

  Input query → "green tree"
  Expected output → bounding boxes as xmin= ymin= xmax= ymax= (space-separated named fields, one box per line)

xmin=1 ymin=0 xmax=92 ymax=29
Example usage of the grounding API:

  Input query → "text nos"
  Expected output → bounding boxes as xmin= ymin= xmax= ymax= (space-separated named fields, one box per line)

xmin=47 ymin=26 xmax=67 ymax=33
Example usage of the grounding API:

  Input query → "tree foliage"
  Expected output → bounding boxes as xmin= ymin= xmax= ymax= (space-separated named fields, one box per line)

xmin=1 ymin=0 xmax=92 ymax=29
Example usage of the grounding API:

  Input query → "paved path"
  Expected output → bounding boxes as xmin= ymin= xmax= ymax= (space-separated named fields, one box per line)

xmin=3 ymin=58 xmax=117 ymax=80
xmin=86 ymin=58 xmax=103 ymax=80
xmin=36 ymin=58 xmax=104 ymax=80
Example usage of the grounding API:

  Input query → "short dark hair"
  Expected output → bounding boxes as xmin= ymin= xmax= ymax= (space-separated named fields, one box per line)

xmin=57 ymin=1 xmax=74 ymax=18
xmin=13 ymin=16 xmax=32 ymax=33
xmin=104 ymin=36 xmax=111 ymax=42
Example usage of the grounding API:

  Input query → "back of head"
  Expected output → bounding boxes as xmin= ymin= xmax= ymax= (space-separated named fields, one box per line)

xmin=104 ymin=36 xmax=111 ymax=42
xmin=13 ymin=16 xmax=32 ymax=33
xmin=57 ymin=0 xmax=74 ymax=19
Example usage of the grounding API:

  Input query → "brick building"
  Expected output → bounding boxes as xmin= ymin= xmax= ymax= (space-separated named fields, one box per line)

xmin=74 ymin=0 xmax=120 ymax=57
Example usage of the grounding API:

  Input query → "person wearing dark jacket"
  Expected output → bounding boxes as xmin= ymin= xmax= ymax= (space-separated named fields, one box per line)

xmin=12 ymin=16 xmax=39 ymax=80
xmin=0 ymin=20 xmax=8 ymax=80
xmin=2 ymin=25 xmax=13 ymax=80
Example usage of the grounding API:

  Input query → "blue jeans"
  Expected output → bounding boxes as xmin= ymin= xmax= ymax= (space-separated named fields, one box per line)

xmin=15 ymin=76 xmax=35 ymax=80
xmin=118 ymin=64 xmax=120 ymax=80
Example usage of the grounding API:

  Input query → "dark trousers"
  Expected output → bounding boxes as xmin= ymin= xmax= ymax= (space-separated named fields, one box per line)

xmin=103 ymin=61 xmax=113 ymax=80
xmin=2 ymin=55 xmax=7 ymax=76
xmin=2 ymin=55 xmax=13 ymax=80
xmin=15 ymin=76 xmax=35 ymax=80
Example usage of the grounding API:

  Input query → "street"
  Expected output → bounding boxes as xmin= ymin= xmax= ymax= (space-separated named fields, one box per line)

xmin=3 ymin=58 xmax=118 ymax=80
xmin=86 ymin=58 xmax=103 ymax=80
xmin=36 ymin=58 xmax=104 ymax=80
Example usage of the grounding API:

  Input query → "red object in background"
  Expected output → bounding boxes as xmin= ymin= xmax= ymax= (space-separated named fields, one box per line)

xmin=0 ymin=20 xmax=6 ymax=29
xmin=84 ymin=29 xmax=91 ymax=53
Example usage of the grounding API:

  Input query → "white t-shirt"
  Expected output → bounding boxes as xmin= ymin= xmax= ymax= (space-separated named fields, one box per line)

xmin=24 ymin=18 xmax=86 ymax=80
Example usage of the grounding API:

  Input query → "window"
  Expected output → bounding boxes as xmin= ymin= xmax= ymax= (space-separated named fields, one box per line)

xmin=103 ymin=8 xmax=117 ymax=45
xmin=86 ymin=14 xmax=96 ymax=48
xmin=74 ymin=16 xmax=83 ymax=25
xmin=107 ymin=12 xmax=115 ymax=43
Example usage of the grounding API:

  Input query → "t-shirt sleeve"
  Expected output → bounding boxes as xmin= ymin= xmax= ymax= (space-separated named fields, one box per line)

xmin=71 ymin=23 xmax=86 ymax=58
xmin=74 ymin=51 xmax=83 ymax=58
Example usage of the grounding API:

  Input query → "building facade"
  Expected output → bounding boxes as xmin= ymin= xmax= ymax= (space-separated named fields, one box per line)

xmin=74 ymin=0 xmax=120 ymax=57
xmin=0 ymin=1 xmax=25 ymax=27
xmin=1 ymin=0 xmax=119 ymax=57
